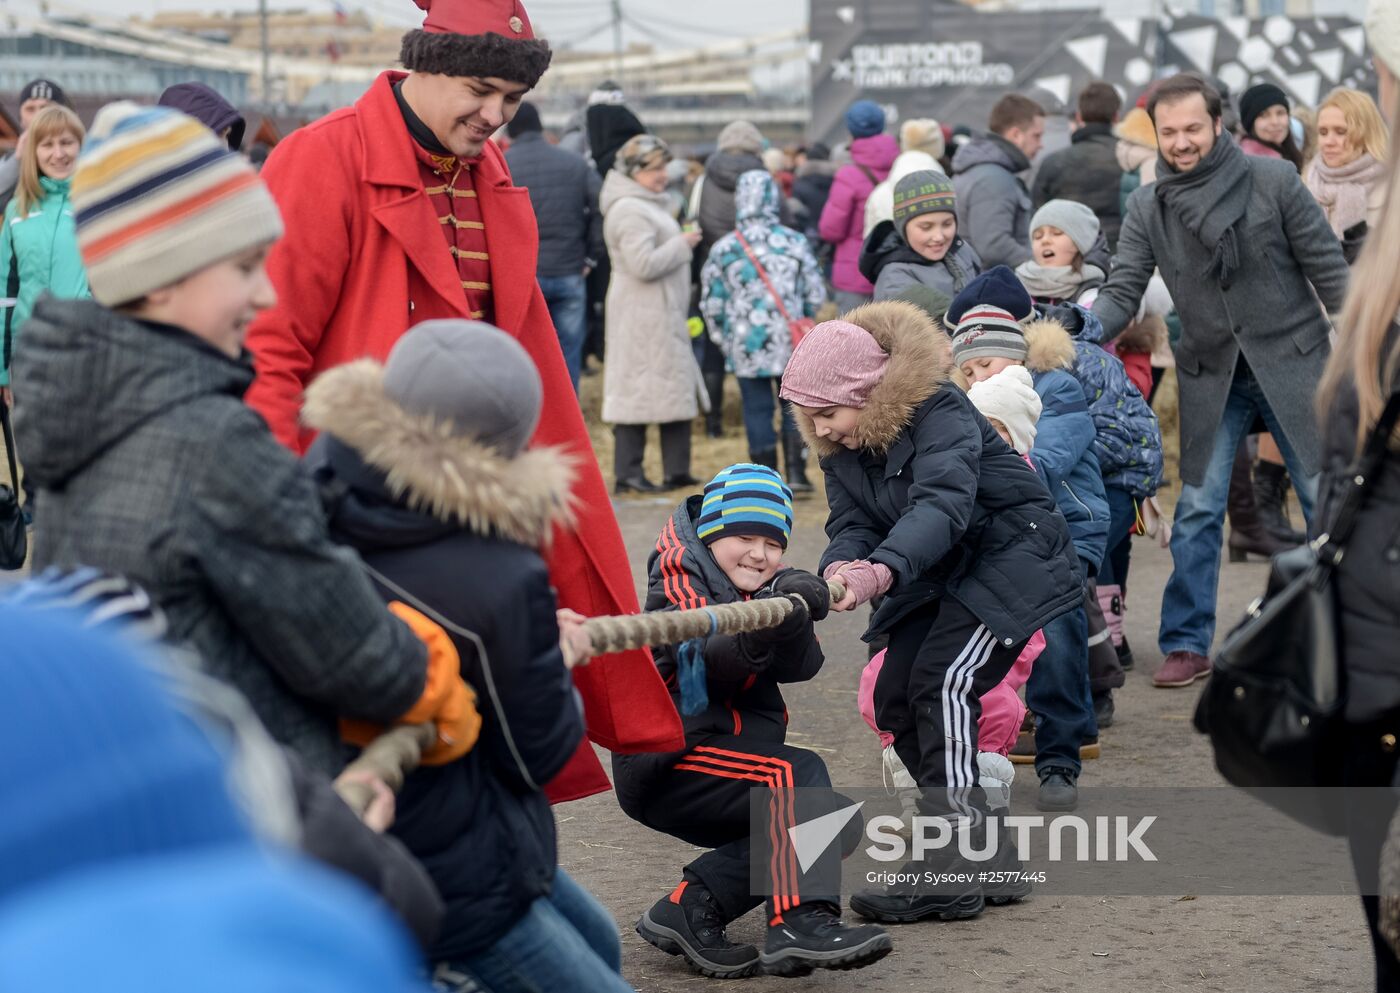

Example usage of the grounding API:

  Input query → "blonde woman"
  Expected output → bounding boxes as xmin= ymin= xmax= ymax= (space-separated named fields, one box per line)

xmin=0 ymin=104 xmax=88 ymax=406
xmin=1306 ymin=87 xmax=1390 ymax=242
xmin=1315 ymin=6 xmax=1400 ymax=987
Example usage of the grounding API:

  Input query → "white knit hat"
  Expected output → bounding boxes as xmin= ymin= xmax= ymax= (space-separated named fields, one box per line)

xmin=1367 ymin=0 xmax=1400 ymax=77
xmin=967 ymin=365 xmax=1042 ymax=456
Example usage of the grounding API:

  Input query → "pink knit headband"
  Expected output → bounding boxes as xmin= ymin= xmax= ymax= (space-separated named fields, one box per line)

xmin=779 ymin=320 xmax=890 ymax=409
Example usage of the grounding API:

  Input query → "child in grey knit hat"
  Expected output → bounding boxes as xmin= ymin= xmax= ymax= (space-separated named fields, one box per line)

xmin=1014 ymin=199 xmax=1107 ymax=307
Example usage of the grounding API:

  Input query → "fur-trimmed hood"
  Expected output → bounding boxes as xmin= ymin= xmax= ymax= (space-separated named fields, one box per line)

xmin=302 ymin=359 xmax=576 ymax=548
xmin=794 ymin=300 xmax=953 ymax=459
xmin=1022 ymin=316 xmax=1077 ymax=375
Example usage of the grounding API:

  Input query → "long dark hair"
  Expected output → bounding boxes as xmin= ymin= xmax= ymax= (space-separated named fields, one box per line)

xmin=1254 ymin=127 xmax=1305 ymax=174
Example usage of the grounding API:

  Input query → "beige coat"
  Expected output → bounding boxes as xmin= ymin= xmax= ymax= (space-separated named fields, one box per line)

xmin=599 ymin=170 xmax=705 ymax=425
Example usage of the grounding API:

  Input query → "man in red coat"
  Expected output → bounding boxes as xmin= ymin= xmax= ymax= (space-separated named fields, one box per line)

xmin=244 ymin=0 xmax=683 ymax=801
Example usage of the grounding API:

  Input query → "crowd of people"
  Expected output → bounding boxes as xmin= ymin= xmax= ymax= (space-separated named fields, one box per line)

xmin=2 ymin=0 xmax=1400 ymax=988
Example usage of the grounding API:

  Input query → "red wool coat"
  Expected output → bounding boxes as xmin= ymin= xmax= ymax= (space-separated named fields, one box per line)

xmin=245 ymin=71 xmax=684 ymax=801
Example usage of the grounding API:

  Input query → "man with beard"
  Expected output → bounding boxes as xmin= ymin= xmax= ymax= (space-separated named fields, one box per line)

xmin=244 ymin=0 xmax=684 ymax=801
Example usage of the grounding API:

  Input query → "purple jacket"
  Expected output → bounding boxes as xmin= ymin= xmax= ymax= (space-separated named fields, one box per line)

xmin=818 ymin=134 xmax=898 ymax=294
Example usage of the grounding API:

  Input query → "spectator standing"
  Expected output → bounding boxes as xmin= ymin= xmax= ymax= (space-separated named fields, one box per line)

xmin=1092 ymin=74 xmax=1349 ymax=689
xmin=1238 ymin=83 xmax=1305 ymax=172
xmin=700 ymin=169 xmax=826 ymax=490
xmin=818 ymin=100 xmax=898 ymax=311
xmin=601 ymin=134 xmax=703 ymax=493
xmin=1315 ymin=5 xmax=1400 ymax=985
xmin=1306 ymin=87 xmax=1390 ymax=242
xmin=951 ymin=93 xmax=1045 ymax=269
xmin=158 ymin=82 xmax=246 ymax=151
xmin=1032 ymin=82 xmax=1126 ymax=250
xmin=791 ymin=141 xmax=837 ymax=246
xmin=505 ymin=101 xmax=604 ymax=392
xmin=0 ymin=79 xmax=72 ymax=213
xmin=863 ymin=118 xmax=946 ymax=238
xmin=1116 ymin=104 xmax=1160 ymax=204
xmin=1 ymin=104 xmax=89 ymax=409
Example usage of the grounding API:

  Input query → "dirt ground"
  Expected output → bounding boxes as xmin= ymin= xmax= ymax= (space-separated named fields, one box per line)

xmin=560 ymin=372 xmax=1369 ymax=992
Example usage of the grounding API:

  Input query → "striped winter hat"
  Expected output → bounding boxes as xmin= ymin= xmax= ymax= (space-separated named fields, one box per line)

xmin=950 ymin=305 xmax=1029 ymax=366
xmin=72 ymin=102 xmax=283 ymax=307
xmin=893 ymin=170 xmax=956 ymax=229
xmin=697 ymin=463 xmax=794 ymax=549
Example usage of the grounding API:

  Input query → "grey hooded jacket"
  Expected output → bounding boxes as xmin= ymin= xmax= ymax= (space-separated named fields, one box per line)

xmin=13 ymin=297 xmax=427 ymax=775
xmin=951 ymin=134 xmax=1034 ymax=271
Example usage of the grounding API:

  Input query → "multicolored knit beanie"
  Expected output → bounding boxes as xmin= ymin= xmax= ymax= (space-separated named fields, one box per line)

xmin=697 ymin=464 xmax=794 ymax=549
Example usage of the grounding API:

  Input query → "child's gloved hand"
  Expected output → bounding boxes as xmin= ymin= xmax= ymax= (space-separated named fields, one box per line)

xmin=828 ymin=560 xmax=893 ymax=611
xmin=768 ymin=569 xmax=831 ymax=621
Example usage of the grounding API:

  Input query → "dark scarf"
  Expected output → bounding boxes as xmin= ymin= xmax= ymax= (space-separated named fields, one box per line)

xmin=1154 ymin=130 xmax=1253 ymax=289
xmin=392 ymin=79 xmax=450 ymax=156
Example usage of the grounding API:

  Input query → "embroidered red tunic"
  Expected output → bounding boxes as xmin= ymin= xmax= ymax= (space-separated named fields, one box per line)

xmin=413 ymin=144 xmax=493 ymax=323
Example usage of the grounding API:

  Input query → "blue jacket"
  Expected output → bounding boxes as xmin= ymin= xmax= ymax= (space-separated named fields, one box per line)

xmin=1052 ymin=304 xmax=1164 ymax=499
xmin=1021 ymin=314 xmax=1111 ymax=570
xmin=809 ymin=301 xmax=1083 ymax=647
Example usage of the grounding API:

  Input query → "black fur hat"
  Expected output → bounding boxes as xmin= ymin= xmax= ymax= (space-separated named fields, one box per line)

xmin=400 ymin=0 xmax=550 ymax=87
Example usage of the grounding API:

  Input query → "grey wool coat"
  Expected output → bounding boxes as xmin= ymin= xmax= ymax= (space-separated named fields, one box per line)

xmin=13 ymin=298 xmax=428 ymax=776
xmin=1093 ymin=155 xmax=1349 ymax=486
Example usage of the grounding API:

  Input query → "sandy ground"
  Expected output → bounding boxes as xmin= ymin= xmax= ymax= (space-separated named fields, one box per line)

xmin=557 ymin=491 xmax=1372 ymax=993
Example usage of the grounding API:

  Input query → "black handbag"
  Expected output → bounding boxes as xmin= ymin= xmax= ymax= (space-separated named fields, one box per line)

xmin=1194 ymin=388 xmax=1400 ymax=836
xmin=0 ymin=399 xmax=26 ymax=570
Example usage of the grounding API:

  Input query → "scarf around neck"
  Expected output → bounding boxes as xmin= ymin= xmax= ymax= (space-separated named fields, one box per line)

xmin=1014 ymin=259 xmax=1105 ymax=303
xmin=1154 ymin=131 xmax=1253 ymax=289
xmin=1307 ymin=152 xmax=1386 ymax=238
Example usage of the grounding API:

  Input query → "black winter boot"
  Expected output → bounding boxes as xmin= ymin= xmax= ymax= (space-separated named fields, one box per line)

xmin=1253 ymin=459 xmax=1306 ymax=546
xmin=703 ymin=370 xmax=725 ymax=438
xmin=781 ymin=429 xmax=814 ymax=497
xmin=1227 ymin=445 xmax=1294 ymax=562
xmin=762 ymin=901 xmax=892 ymax=976
xmin=749 ymin=448 xmax=779 ymax=471
xmin=636 ymin=879 xmax=761 ymax=979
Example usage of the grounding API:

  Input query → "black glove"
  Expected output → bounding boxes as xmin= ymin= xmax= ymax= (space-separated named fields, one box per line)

xmin=768 ymin=568 xmax=831 ymax=622
xmin=1342 ymin=220 xmax=1368 ymax=266
xmin=1042 ymin=302 xmax=1085 ymax=337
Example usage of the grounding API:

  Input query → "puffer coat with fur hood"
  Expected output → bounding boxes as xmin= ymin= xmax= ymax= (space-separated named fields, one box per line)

xmin=807 ymin=300 xmax=1083 ymax=648
xmin=302 ymin=362 xmax=585 ymax=963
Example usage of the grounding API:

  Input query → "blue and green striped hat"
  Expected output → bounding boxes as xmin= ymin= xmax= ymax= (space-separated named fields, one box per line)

xmin=697 ymin=464 xmax=794 ymax=549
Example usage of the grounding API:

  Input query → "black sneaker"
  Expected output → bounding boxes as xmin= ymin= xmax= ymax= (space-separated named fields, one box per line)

xmin=1116 ymin=636 xmax=1135 ymax=671
xmin=848 ymin=867 xmax=984 ymax=924
xmin=1093 ymin=691 xmax=1115 ymax=730
xmin=1036 ymin=766 xmax=1079 ymax=812
xmin=982 ymin=827 xmax=1033 ymax=906
xmin=761 ymin=902 xmax=892 ymax=977
xmin=636 ymin=880 xmax=760 ymax=979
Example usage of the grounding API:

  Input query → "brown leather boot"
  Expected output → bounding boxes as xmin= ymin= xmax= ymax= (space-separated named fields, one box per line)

xmin=1226 ymin=443 xmax=1293 ymax=562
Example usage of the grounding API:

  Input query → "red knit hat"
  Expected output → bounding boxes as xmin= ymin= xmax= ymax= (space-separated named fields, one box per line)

xmin=401 ymin=0 xmax=552 ymax=87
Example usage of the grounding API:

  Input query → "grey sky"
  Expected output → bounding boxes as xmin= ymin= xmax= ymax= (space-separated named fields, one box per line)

xmin=10 ymin=0 xmax=807 ymax=51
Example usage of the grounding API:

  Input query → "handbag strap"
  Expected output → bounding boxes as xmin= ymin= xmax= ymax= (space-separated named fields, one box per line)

xmin=734 ymin=230 xmax=795 ymax=324
xmin=1316 ymin=387 xmax=1400 ymax=567
xmin=0 ymin=400 xmax=18 ymax=500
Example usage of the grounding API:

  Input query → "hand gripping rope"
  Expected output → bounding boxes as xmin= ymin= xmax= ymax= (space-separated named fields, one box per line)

xmin=334 ymin=580 xmax=848 ymax=815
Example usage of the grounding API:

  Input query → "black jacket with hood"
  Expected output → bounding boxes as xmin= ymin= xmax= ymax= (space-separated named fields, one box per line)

xmin=806 ymin=301 xmax=1084 ymax=648
xmin=13 ymin=298 xmax=427 ymax=776
xmin=158 ymin=82 xmax=247 ymax=150
xmin=611 ymin=496 xmax=823 ymax=818
xmin=302 ymin=357 xmax=585 ymax=962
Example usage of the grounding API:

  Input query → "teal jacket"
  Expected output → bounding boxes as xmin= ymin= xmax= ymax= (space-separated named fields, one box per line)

xmin=1 ymin=177 xmax=90 ymax=385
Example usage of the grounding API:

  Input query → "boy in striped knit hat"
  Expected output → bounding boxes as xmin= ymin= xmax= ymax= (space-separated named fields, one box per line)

xmin=614 ymin=463 xmax=892 ymax=979
xmin=12 ymin=103 xmax=479 ymax=783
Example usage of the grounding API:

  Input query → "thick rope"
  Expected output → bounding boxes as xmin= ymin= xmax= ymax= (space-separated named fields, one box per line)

xmin=338 ymin=579 xmax=848 ymax=816
xmin=1381 ymin=810 xmax=1400 ymax=956
xmin=581 ymin=579 xmax=847 ymax=655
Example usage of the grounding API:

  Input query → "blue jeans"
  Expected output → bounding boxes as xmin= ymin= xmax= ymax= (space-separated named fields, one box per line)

xmin=437 ymin=868 xmax=631 ymax=993
xmin=1098 ymin=486 xmax=1139 ymax=588
xmin=736 ymin=376 xmax=797 ymax=455
xmin=1027 ymin=598 xmax=1096 ymax=777
xmin=538 ymin=274 xmax=588 ymax=393
xmin=1159 ymin=366 xmax=1317 ymax=657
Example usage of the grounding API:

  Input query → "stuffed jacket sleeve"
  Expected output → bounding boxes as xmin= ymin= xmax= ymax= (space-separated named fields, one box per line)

xmin=188 ymin=407 xmax=427 ymax=723
xmin=606 ymin=202 xmax=692 ymax=283
xmin=699 ymin=240 xmax=730 ymax=342
xmin=1277 ymin=168 xmax=1349 ymax=313
xmin=873 ymin=262 xmax=923 ymax=301
xmin=819 ymin=463 xmax=885 ymax=572
xmin=1029 ymin=372 xmax=1097 ymax=490
xmin=868 ymin=404 xmax=982 ymax=584
xmin=287 ymin=751 xmax=444 ymax=951
xmin=963 ymin=172 xmax=1032 ymax=269
xmin=465 ymin=556 xmax=586 ymax=794
xmin=243 ymin=127 xmax=354 ymax=449
xmin=1091 ymin=189 xmax=1158 ymax=342
xmin=817 ymin=168 xmax=858 ymax=245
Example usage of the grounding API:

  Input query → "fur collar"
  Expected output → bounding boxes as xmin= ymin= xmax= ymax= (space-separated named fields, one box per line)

xmin=796 ymin=300 xmax=953 ymax=459
xmin=303 ymin=360 xmax=576 ymax=547
xmin=1022 ymin=316 xmax=1077 ymax=374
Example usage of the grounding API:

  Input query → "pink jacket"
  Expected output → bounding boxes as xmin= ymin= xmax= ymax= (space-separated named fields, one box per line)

xmin=858 ymin=630 xmax=1045 ymax=758
xmin=818 ymin=134 xmax=898 ymax=294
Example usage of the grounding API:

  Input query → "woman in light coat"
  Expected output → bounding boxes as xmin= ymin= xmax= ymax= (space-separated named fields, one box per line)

xmin=600 ymin=134 xmax=704 ymax=493
xmin=1307 ymin=87 xmax=1390 ymax=247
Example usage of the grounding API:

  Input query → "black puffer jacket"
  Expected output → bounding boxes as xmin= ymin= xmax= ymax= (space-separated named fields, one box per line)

xmin=303 ymin=358 xmax=585 ymax=962
xmin=1317 ymin=324 xmax=1400 ymax=723
xmin=612 ymin=496 xmax=823 ymax=817
xmin=1030 ymin=122 xmax=1125 ymax=249
xmin=805 ymin=301 xmax=1084 ymax=647
xmin=505 ymin=131 xmax=604 ymax=277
